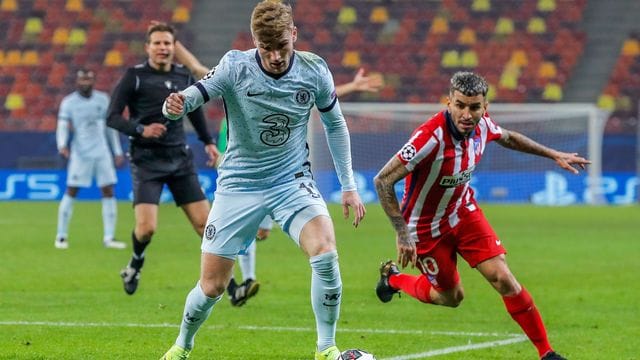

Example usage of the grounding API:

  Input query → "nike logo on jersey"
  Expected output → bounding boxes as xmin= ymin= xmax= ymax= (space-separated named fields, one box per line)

xmin=247 ymin=91 xmax=264 ymax=97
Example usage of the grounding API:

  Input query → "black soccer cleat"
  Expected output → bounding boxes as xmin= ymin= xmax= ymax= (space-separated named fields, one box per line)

xmin=226 ymin=277 xmax=238 ymax=299
xmin=230 ymin=278 xmax=260 ymax=307
xmin=120 ymin=258 xmax=144 ymax=295
xmin=376 ymin=260 xmax=400 ymax=303
xmin=541 ymin=351 xmax=567 ymax=360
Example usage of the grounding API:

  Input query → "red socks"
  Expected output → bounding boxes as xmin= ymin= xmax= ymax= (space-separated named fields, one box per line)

xmin=502 ymin=287 xmax=552 ymax=357
xmin=388 ymin=273 xmax=432 ymax=303
xmin=390 ymin=274 xmax=552 ymax=357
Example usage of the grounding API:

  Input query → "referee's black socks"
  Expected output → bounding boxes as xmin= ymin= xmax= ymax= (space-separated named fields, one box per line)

xmin=130 ymin=231 xmax=149 ymax=269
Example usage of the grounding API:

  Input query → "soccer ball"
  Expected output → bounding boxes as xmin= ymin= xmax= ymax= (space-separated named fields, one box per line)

xmin=340 ymin=349 xmax=376 ymax=360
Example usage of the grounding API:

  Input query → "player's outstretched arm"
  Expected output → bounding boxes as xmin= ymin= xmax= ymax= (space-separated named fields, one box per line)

xmin=374 ymin=156 xmax=416 ymax=269
xmin=335 ymin=68 xmax=384 ymax=97
xmin=175 ymin=40 xmax=210 ymax=79
xmin=342 ymin=190 xmax=366 ymax=228
xmin=497 ymin=129 xmax=591 ymax=174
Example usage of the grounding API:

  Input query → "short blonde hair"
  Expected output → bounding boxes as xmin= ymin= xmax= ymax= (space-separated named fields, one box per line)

xmin=251 ymin=1 xmax=294 ymax=43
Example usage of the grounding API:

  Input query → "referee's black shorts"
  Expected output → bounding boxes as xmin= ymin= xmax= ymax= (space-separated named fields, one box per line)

xmin=129 ymin=145 xmax=206 ymax=206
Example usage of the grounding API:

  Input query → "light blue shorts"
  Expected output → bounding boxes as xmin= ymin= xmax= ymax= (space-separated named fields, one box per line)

xmin=201 ymin=175 xmax=330 ymax=259
xmin=67 ymin=153 xmax=117 ymax=188
xmin=259 ymin=214 xmax=273 ymax=230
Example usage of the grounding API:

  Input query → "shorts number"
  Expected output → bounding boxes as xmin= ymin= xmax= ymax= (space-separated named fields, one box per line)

xmin=419 ymin=256 xmax=439 ymax=276
xmin=260 ymin=114 xmax=290 ymax=146
xmin=300 ymin=182 xmax=321 ymax=199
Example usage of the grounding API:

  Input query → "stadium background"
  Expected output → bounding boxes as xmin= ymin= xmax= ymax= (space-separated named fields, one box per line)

xmin=0 ymin=0 xmax=638 ymax=204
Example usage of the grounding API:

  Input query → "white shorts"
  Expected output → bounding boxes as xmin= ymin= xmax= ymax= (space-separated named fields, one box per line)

xmin=202 ymin=175 xmax=330 ymax=259
xmin=66 ymin=153 xmax=117 ymax=188
xmin=259 ymin=215 xmax=273 ymax=230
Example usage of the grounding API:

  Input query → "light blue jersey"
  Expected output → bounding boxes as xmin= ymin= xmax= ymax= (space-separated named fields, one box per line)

xmin=57 ymin=90 xmax=122 ymax=159
xmin=165 ymin=49 xmax=356 ymax=192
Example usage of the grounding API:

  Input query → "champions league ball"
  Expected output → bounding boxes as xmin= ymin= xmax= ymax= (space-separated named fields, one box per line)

xmin=340 ymin=349 xmax=377 ymax=360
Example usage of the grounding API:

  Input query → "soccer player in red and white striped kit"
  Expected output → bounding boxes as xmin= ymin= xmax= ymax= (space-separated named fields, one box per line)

xmin=374 ymin=71 xmax=588 ymax=360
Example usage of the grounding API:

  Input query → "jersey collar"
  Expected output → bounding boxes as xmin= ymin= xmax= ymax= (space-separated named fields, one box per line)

xmin=445 ymin=110 xmax=475 ymax=141
xmin=254 ymin=49 xmax=295 ymax=80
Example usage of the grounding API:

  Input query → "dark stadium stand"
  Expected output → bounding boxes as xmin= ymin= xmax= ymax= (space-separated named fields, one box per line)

xmin=246 ymin=0 xmax=589 ymax=104
xmin=0 ymin=0 xmax=638 ymax=173
xmin=0 ymin=0 xmax=193 ymax=131
xmin=600 ymin=32 xmax=640 ymax=135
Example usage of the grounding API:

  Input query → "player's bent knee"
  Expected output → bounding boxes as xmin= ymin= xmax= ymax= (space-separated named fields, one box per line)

xmin=135 ymin=225 xmax=156 ymax=240
xmin=199 ymin=279 xmax=226 ymax=298
xmin=438 ymin=288 xmax=464 ymax=307
xmin=490 ymin=271 xmax=519 ymax=295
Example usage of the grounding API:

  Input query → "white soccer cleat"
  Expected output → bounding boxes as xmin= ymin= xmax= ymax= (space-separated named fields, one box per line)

xmin=54 ymin=237 xmax=69 ymax=249
xmin=103 ymin=239 xmax=126 ymax=249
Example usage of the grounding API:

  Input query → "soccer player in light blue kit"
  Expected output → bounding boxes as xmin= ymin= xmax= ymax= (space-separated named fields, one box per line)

xmin=55 ymin=69 xmax=125 ymax=250
xmin=160 ymin=2 xmax=366 ymax=359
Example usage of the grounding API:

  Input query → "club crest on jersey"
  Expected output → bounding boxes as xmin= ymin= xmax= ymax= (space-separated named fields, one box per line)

xmin=204 ymin=223 xmax=216 ymax=240
xmin=471 ymin=137 xmax=482 ymax=155
xmin=164 ymin=80 xmax=173 ymax=90
xmin=439 ymin=165 xmax=475 ymax=188
xmin=400 ymin=144 xmax=417 ymax=161
xmin=295 ymin=89 xmax=311 ymax=104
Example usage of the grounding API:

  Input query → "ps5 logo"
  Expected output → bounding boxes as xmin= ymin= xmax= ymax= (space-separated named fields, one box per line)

xmin=0 ymin=173 xmax=60 ymax=200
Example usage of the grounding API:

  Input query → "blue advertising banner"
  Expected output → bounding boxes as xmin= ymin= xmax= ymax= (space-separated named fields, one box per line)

xmin=0 ymin=169 xmax=219 ymax=202
xmin=1 ymin=169 xmax=637 ymax=205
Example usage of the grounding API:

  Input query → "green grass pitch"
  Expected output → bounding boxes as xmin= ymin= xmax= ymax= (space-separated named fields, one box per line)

xmin=0 ymin=201 xmax=638 ymax=359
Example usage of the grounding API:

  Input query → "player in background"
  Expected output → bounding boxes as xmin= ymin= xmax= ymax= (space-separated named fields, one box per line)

xmin=160 ymin=1 xmax=366 ymax=359
xmin=106 ymin=22 xmax=220 ymax=295
xmin=374 ymin=72 xmax=586 ymax=360
xmin=55 ymin=69 xmax=126 ymax=250
xmin=173 ymin=38 xmax=383 ymax=307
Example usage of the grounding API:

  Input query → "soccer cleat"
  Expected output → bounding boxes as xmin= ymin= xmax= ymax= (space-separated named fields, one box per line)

xmin=120 ymin=265 xmax=141 ymax=295
xmin=103 ymin=239 xmax=126 ymax=249
xmin=376 ymin=260 xmax=400 ymax=303
xmin=315 ymin=345 xmax=341 ymax=360
xmin=541 ymin=351 xmax=567 ymax=360
xmin=226 ymin=277 xmax=238 ymax=299
xmin=230 ymin=278 xmax=260 ymax=307
xmin=54 ymin=237 xmax=69 ymax=249
xmin=160 ymin=344 xmax=191 ymax=360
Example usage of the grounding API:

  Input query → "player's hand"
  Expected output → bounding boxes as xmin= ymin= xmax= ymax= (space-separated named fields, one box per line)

xmin=114 ymin=155 xmax=125 ymax=167
xmin=341 ymin=190 xmax=366 ymax=228
xmin=58 ymin=147 xmax=70 ymax=159
xmin=204 ymin=144 xmax=221 ymax=167
xmin=141 ymin=123 xmax=167 ymax=138
xmin=352 ymin=68 xmax=384 ymax=93
xmin=165 ymin=92 xmax=186 ymax=116
xmin=554 ymin=151 xmax=591 ymax=174
xmin=396 ymin=234 xmax=417 ymax=269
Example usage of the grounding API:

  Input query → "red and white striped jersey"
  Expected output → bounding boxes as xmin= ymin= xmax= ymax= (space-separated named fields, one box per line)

xmin=396 ymin=110 xmax=503 ymax=241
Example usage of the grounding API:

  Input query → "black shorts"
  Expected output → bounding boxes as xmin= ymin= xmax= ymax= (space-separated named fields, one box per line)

xmin=129 ymin=145 xmax=206 ymax=206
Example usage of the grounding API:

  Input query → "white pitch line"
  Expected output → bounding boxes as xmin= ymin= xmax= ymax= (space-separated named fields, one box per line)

xmin=0 ymin=321 xmax=521 ymax=338
xmin=240 ymin=325 xmax=522 ymax=338
xmin=1 ymin=321 xmax=526 ymax=358
xmin=380 ymin=336 xmax=528 ymax=360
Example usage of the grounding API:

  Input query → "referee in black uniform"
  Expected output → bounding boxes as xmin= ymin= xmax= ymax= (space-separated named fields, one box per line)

xmin=107 ymin=22 xmax=220 ymax=295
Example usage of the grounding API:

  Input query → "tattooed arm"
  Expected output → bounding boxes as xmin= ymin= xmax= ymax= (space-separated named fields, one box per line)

xmin=497 ymin=128 xmax=591 ymax=174
xmin=374 ymin=156 xmax=416 ymax=268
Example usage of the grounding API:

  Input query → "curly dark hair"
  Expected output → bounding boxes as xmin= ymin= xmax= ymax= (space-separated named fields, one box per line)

xmin=450 ymin=71 xmax=488 ymax=97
